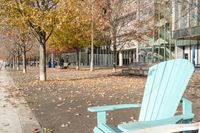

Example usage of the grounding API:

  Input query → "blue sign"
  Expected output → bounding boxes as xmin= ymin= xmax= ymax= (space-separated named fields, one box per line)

xmin=192 ymin=44 xmax=196 ymax=66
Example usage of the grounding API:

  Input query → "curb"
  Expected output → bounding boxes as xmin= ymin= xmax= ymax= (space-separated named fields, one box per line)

xmin=0 ymin=69 xmax=41 ymax=133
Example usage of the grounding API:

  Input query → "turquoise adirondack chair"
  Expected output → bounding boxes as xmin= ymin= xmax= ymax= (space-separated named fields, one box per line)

xmin=88 ymin=59 xmax=195 ymax=133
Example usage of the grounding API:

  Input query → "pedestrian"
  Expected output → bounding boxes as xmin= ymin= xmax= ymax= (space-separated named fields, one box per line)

xmin=0 ymin=61 xmax=3 ymax=70
xmin=60 ymin=58 xmax=64 ymax=69
xmin=48 ymin=59 xmax=51 ymax=68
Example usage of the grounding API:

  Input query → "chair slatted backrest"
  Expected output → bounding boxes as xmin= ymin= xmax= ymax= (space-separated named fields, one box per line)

xmin=139 ymin=59 xmax=194 ymax=121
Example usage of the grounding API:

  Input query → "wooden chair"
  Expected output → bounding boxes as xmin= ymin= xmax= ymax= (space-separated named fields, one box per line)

xmin=88 ymin=59 xmax=195 ymax=133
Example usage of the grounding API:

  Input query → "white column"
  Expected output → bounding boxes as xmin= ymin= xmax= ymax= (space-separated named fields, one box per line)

xmin=198 ymin=44 xmax=200 ymax=64
xmin=175 ymin=44 xmax=184 ymax=59
xmin=119 ymin=51 xmax=123 ymax=67
xmin=195 ymin=46 xmax=198 ymax=65
xmin=136 ymin=44 xmax=139 ymax=62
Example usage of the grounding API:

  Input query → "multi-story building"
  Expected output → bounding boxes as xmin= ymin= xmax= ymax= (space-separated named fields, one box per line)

xmin=150 ymin=0 xmax=176 ymax=62
xmin=67 ymin=0 xmax=178 ymax=67
xmin=102 ymin=0 xmax=156 ymax=65
xmin=172 ymin=0 xmax=200 ymax=66
xmin=114 ymin=0 xmax=177 ymax=64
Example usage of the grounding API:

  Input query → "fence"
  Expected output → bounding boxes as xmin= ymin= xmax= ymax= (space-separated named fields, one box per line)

xmin=67 ymin=52 xmax=114 ymax=67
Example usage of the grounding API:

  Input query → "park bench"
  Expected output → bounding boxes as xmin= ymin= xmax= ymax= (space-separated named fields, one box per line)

xmin=63 ymin=62 xmax=71 ymax=69
xmin=122 ymin=62 xmax=154 ymax=76
xmin=88 ymin=59 xmax=195 ymax=133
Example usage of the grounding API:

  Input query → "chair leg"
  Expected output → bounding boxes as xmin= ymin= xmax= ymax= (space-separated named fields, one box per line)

xmin=94 ymin=127 xmax=105 ymax=133
xmin=183 ymin=119 xmax=193 ymax=133
xmin=182 ymin=98 xmax=194 ymax=133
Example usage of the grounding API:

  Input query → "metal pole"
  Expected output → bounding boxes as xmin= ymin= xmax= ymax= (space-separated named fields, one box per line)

xmin=158 ymin=1 xmax=161 ymax=62
xmin=90 ymin=0 xmax=94 ymax=71
xmin=169 ymin=35 xmax=172 ymax=59
xmin=152 ymin=0 xmax=155 ymax=63
xmin=163 ymin=1 xmax=166 ymax=61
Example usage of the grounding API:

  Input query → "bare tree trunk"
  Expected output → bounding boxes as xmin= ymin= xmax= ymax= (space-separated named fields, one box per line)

xmin=39 ymin=44 xmax=46 ymax=81
xmin=12 ymin=56 xmax=15 ymax=69
xmin=51 ymin=53 xmax=54 ymax=68
xmin=36 ymin=57 xmax=39 ymax=67
xmin=22 ymin=50 xmax=27 ymax=73
xmin=112 ymin=29 xmax=117 ymax=72
xmin=90 ymin=44 xmax=94 ymax=71
xmin=57 ymin=53 xmax=62 ymax=68
xmin=16 ymin=55 xmax=20 ymax=71
xmin=76 ymin=49 xmax=80 ymax=70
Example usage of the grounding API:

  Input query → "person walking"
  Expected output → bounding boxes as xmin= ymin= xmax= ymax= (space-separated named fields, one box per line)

xmin=0 ymin=61 xmax=3 ymax=70
xmin=60 ymin=58 xmax=64 ymax=69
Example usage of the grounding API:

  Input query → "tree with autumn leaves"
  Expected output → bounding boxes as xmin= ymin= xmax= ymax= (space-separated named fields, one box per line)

xmin=48 ymin=0 xmax=107 ymax=70
xmin=49 ymin=0 xmax=91 ymax=70
xmin=0 ymin=0 xmax=107 ymax=80
xmin=100 ymin=0 xmax=155 ymax=71
xmin=0 ymin=0 xmax=155 ymax=81
xmin=0 ymin=25 xmax=34 ymax=73
xmin=0 ymin=0 xmax=65 ymax=81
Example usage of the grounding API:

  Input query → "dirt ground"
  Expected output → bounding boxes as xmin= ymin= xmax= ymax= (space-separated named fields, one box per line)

xmin=6 ymin=67 xmax=200 ymax=133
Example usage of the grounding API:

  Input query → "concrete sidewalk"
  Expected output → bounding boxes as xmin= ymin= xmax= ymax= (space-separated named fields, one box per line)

xmin=0 ymin=69 xmax=41 ymax=133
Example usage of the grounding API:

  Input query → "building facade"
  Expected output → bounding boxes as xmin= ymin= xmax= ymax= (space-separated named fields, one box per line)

xmin=172 ymin=0 xmax=200 ymax=65
xmin=65 ymin=0 xmax=179 ymax=67
xmin=116 ymin=0 xmax=177 ymax=64
xmin=104 ymin=0 xmax=156 ymax=65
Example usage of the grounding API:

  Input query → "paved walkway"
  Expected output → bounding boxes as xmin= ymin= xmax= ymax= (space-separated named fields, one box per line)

xmin=0 ymin=69 xmax=40 ymax=133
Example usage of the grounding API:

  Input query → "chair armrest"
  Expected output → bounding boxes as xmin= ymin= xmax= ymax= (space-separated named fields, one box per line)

xmin=118 ymin=114 xmax=194 ymax=132
xmin=88 ymin=104 xmax=141 ymax=112
xmin=124 ymin=122 xmax=200 ymax=133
